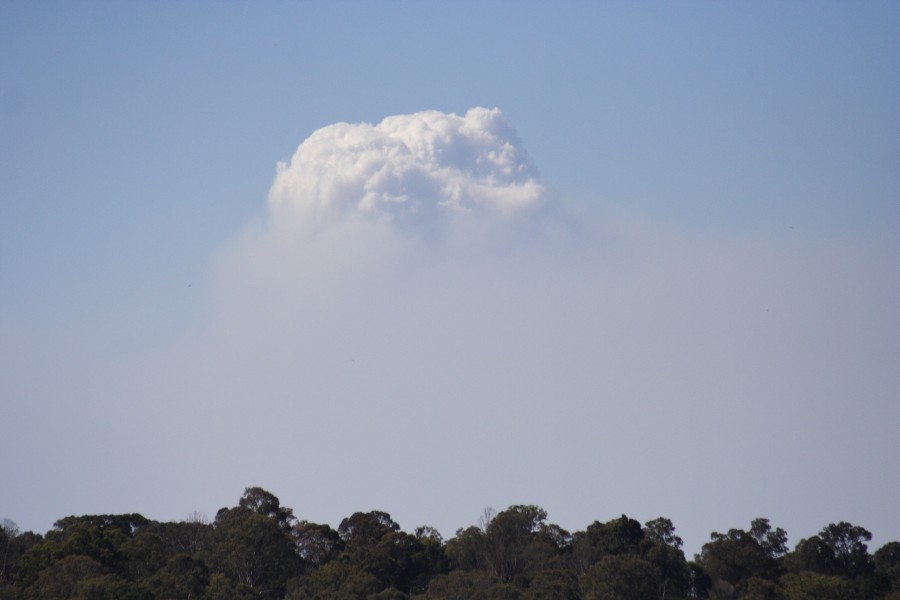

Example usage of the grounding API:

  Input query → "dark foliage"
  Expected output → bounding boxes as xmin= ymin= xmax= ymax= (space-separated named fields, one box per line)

xmin=1 ymin=488 xmax=897 ymax=599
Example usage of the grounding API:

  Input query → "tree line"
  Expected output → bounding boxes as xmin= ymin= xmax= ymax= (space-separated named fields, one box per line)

xmin=1 ymin=486 xmax=898 ymax=599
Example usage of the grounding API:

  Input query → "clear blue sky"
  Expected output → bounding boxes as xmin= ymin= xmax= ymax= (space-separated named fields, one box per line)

xmin=2 ymin=1 xmax=898 ymax=556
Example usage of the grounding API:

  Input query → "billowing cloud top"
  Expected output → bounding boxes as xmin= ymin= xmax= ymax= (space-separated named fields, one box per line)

xmin=268 ymin=108 xmax=547 ymax=229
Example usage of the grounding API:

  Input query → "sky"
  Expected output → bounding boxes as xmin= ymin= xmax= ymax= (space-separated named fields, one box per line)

xmin=1 ymin=1 xmax=899 ymax=558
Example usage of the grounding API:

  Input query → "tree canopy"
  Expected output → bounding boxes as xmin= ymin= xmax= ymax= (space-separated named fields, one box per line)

xmin=0 ymin=487 xmax=897 ymax=600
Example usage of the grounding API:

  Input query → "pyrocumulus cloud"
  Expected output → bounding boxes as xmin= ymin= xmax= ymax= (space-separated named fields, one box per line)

xmin=267 ymin=107 xmax=548 ymax=233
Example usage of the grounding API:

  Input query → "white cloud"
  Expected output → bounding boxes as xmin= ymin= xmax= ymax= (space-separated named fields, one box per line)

xmin=205 ymin=107 xmax=567 ymax=345
xmin=267 ymin=107 xmax=547 ymax=234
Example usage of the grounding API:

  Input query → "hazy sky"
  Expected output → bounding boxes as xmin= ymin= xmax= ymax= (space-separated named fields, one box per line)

xmin=1 ymin=2 xmax=898 ymax=557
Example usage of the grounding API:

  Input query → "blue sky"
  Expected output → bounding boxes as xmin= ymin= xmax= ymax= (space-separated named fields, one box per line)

xmin=1 ymin=2 xmax=898 ymax=556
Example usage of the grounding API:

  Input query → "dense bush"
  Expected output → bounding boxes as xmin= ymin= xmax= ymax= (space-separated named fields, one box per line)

xmin=1 ymin=487 xmax=897 ymax=599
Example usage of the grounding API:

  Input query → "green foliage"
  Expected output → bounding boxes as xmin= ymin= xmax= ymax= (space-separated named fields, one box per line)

xmin=698 ymin=519 xmax=784 ymax=596
xmin=22 ymin=554 xmax=148 ymax=600
xmin=71 ymin=573 xmax=148 ymax=600
xmin=778 ymin=571 xmax=854 ymax=600
xmin=294 ymin=521 xmax=344 ymax=567
xmin=748 ymin=518 xmax=788 ymax=559
xmin=641 ymin=535 xmax=691 ymax=599
xmin=237 ymin=488 xmax=295 ymax=533
xmin=520 ymin=569 xmax=578 ymax=600
xmin=2 ymin=490 xmax=897 ymax=600
xmin=24 ymin=554 xmax=105 ymax=599
xmin=470 ymin=581 xmax=522 ymax=599
xmin=574 ymin=514 xmax=644 ymax=564
xmin=147 ymin=554 xmax=209 ymax=599
xmin=444 ymin=527 xmax=485 ymax=571
xmin=44 ymin=515 xmax=147 ymax=574
xmin=121 ymin=520 xmax=212 ymax=582
xmin=0 ymin=521 xmax=18 ymax=585
xmin=739 ymin=576 xmax=778 ymax=600
xmin=11 ymin=538 xmax=58 ymax=589
xmin=785 ymin=521 xmax=875 ymax=580
xmin=874 ymin=542 xmax=900 ymax=590
xmin=645 ymin=517 xmax=683 ymax=550
xmin=207 ymin=507 xmax=300 ymax=599
xmin=369 ymin=588 xmax=406 ymax=600
xmin=1 ymin=523 xmax=40 ymax=590
xmin=338 ymin=511 xmax=399 ymax=547
xmin=202 ymin=573 xmax=255 ymax=600
xmin=426 ymin=570 xmax=497 ymax=599
xmin=580 ymin=554 xmax=660 ymax=600
xmin=284 ymin=560 xmax=381 ymax=599
xmin=481 ymin=505 xmax=549 ymax=584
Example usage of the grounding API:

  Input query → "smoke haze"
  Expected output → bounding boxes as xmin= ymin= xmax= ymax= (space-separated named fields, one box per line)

xmin=3 ymin=108 xmax=898 ymax=555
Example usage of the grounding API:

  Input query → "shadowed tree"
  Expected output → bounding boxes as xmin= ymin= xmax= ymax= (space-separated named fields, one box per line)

xmin=0 ymin=520 xmax=19 ymax=585
xmin=122 ymin=519 xmax=213 ymax=582
xmin=22 ymin=554 xmax=144 ymax=600
xmin=330 ymin=512 xmax=446 ymax=594
xmin=580 ymin=554 xmax=661 ymax=600
xmin=445 ymin=526 xmax=486 ymax=572
xmin=147 ymin=554 xmax=209 ymax=600
xmin=874 ymin=541 xmax=900 ymax=591
xmin=426 ymin=569 xmax=497 ymax=600
xmin=749 ymin=518 xmax=788 ymax=560
xmin=470 ymin=581 xmax=522 ymax=599
xmin=521 ymin=568 xmax=578 ymax=600
xmin=785 ymin=522 xmax=891 ymax=599
xmin=572 ymin=514 xmax=644 ymax=575
xmin=207 ymin=490 xmax=300 ymax=600
xmin=293 ymin=521 xmax=343 ymax=568
xmin=645 ymin=518 xmax=683 ymax=550
xmin=202 ymin=572 xmax=256 ymax=600
xmin=641 ymin=540 xmax=690 ymax=599
xmin=44 ymin=515 xmax=150 ymax=575
xmin=818 ymin=522 xmax=874 ymax=579
xmin=786 ymin=521 xmax=874 ymax=579
xmin=697 ymin=519 xmax=784 ymax=599
xmin=778 ymin=570 xmax=854 ymax=600
xmin=481 ymin=505 xmax=547 ymax=584
xmin=237 ymin=488 xmax=295 ymax=533
xmin=338 ymin=512 xmax=399 ymax=547
xmin=285 ymin=559 xmax=382 ymax=600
